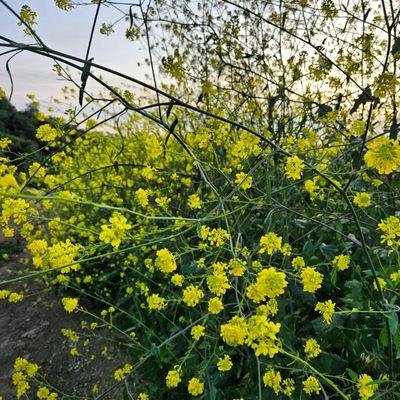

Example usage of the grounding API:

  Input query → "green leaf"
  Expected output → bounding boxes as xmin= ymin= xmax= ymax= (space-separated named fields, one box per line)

xmin=320 ymin=243 xmax=337 ymax=258
xmin=350 ymin=86 xmax=373 ymax=114
xmin=391 ymin=37 xmax=400 ymax=58
xmin=346 ymin=368 xmax=358 ymax=381
xmin=387 ymin=312 xmax=399 ymax=336
xmin=303 ymin=240 xmax=314 ymax=259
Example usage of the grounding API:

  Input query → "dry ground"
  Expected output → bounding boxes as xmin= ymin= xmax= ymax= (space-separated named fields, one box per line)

xmin=0 ymin=238 xmax=129 ymax=400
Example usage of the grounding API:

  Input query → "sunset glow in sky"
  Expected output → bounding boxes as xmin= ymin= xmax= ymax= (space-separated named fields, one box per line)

xmin=0 ymin=1 xmax=147 ymax=110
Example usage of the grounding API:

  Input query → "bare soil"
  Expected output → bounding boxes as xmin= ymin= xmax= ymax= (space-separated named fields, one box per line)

xmin=0 ymin=238 xmax=128 ymax=400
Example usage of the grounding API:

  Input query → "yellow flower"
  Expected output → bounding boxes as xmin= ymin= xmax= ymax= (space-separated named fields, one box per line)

xmin=291 ymin=256 xmax=305 ymax=270
xmin=36 ymin=124 xmax=58 ymax=142
xmin=208 ymin=297 xmax=224 ymax=314
xmin=246 ymin=267 xmax=288 ymax=302
xmin=165 ymin=366 xmax=182 ymax=388
xmin=171 ymin=273 xmax=184 ymax=286
xmin=246 ymin=314 xmax=281 ymax=357
xmin=217 ymin=355 xmax=233 ymax=371
xmin=364 ymin=136 xmax=400 ymax=175
xmin=182 ymin=285 xmax=204 ymax=307
xmin=114 ymin=363 xmax=132 ymax=381
xmin=135 ymin=188 xmax=150 ymax=207
xmin=373 ymin=277 xmax=387 ymax=291
xmin=188 ymin=377 xmax=204 ymax=396
xmin=282 ymin=378 xmax=295 ymax=396
xmin=200 ymin=225 xmax=230 ymax=247
xmin=155 ymin=248 xmax=177 ymax=274
xmin=70 ymin=348 xmax=79 ymax=356
xmin=229 ymin=258 xmax=246 ymax=277
xmin=333 ymin=254 xmax=350 ymax=271
xmin=207 ymin=271 xmax=231 ymax=295
xmin=99 ymin=212 xmax=131 ymax=249
xmin=300 ymin=267 xmax=323 ymax=293
xmin=358 ymin=374 xmax=377 ymax=400
xmin=285 ymin=155 xmax=305 ymax=180
xmin=315 ymin=300 xmax=335 ymax=324
xmin=147 ymin=294 xmax=167 ymax=311
xmin=259 ymin=232 xmax=282 ymax=255
xmin=220 ymin=316 xmax=248 ymax=346
xmin=155 ymin=196 xmax=170 ymax=210
xmin=353 ymin=192 xmax=371 ymax=208
xmin=302 ymin=376 xmax=320 ymax=395
xmin=378 ymin=216 xmax=400 ymax=247
xmin=304 ymin=338 xmax=321 ymax=358
xmin=28 ymin=162 xmax=46 ymax=178
xmin=188 ymin=193 xmax=202 ymax=209
xmin=62 ymin=297 xmax=78 ymax=312
xmin=263 ymin=369 xmax=281 ymax=394
xmin=235 ymin=172 xmax=253 ymax=190
xmin=191 ymin=325 xmax=205 ymax=341
xmin=137 ymin=393 xmax=149 ymax=400
xmin=8 ymin=292 xmax=24 ymax=303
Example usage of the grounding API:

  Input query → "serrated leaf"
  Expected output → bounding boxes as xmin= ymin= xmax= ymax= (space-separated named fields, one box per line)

xmin=350 ymin=86 xmax=373 ymax=114
xmin=391 ymin=37 xmax=400 ymax=58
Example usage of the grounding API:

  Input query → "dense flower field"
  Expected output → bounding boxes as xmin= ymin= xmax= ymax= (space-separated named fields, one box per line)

xmin=1 ymin=93 xmax=400 ymax=398
xmin=1 ymin=0 xmax=400 ymax=399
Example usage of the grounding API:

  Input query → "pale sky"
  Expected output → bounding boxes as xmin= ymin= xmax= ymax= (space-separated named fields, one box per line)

xmin=0 ymin=1 xmax=148 ymax=110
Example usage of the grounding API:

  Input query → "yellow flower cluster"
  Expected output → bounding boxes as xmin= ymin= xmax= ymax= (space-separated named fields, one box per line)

xmin=1 ymin=198 xmax=30 ymax=237
xmin=378 ymin=215 xmax=400 ymax=247
xmin=208 ymin=297 xmax=224 ymax=314
xmin=135 ymin=188 xmax=150 ymax=207
xmin=165 ymin=366 xmax=182 ymax=388
xmin=220 ymin=314 xmax=281 ymax=357
xmin=0 ymin=290 xmax=24 ymax=303
xmin=187 ymin=377 xmax=204 ymax=396
xmin=207 ymin=263 xmax=231 ymax=295
xmin=302 ymin=376 xmax=320 ymax=395
xmin=155 ymin=248 xmax=177 ymax=274
xmin=99 ymin=212 xmax=131 ymax=249
xmin=36 ymin=387 xmax=58 ymax=400
xmin=285 ymin=155 xmax=305 ymax=180
xmin=217 ymin=355 xmax=232 ymax=371
xmin=191 ymin=325 xmax=205 ymax=341
xmin=259 ymin=232 xmax=282 ymax=255
xmin=300 ymin=267 xmax=323 ymax=293
xmin=353 ymin=192 xmax=371 ymax=208
xmin=247 ymin=267 xmax=288 ymax=302
xmin=182 ymin=285 xmax=204 ymax=307
xmin=357 ymin=374 xmax=377 ymax=400
xmin=187 ymin=193 xmax=202 ymax=209
xmin=263 ymin=369 xmax=294 ymax=396
xmin=36 ymin=124 xmax=59 ymax=142
xmin=364 ymin=136 xmax=400 ymax=175
xmin=315 ymin=300 xmax=335 ymax=324
xmin=304 ymin=338 xmax=321 ymax=358
xmin=235 ymin=172 xmax=253 ymax=189
xmin=147 ymin=293 xmax=167 ymax=310
xmin=220 ymin=316 xmax=248 ymax=346
xmin=333 ymin=254 xmax=350 ymax=271
xmin=12 ymin=358 xmax=39 ymax=399
xmin=114 ymin=363 xmax=133 ymax=381
xmin=200 ymin=225 xmax=230 ymax=247
xmin=62 ymin=297 xmax=79 ymax=312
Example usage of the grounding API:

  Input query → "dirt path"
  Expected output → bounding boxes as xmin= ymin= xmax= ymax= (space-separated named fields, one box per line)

xmin=0 ymin=239 xmax=128 ymax=400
